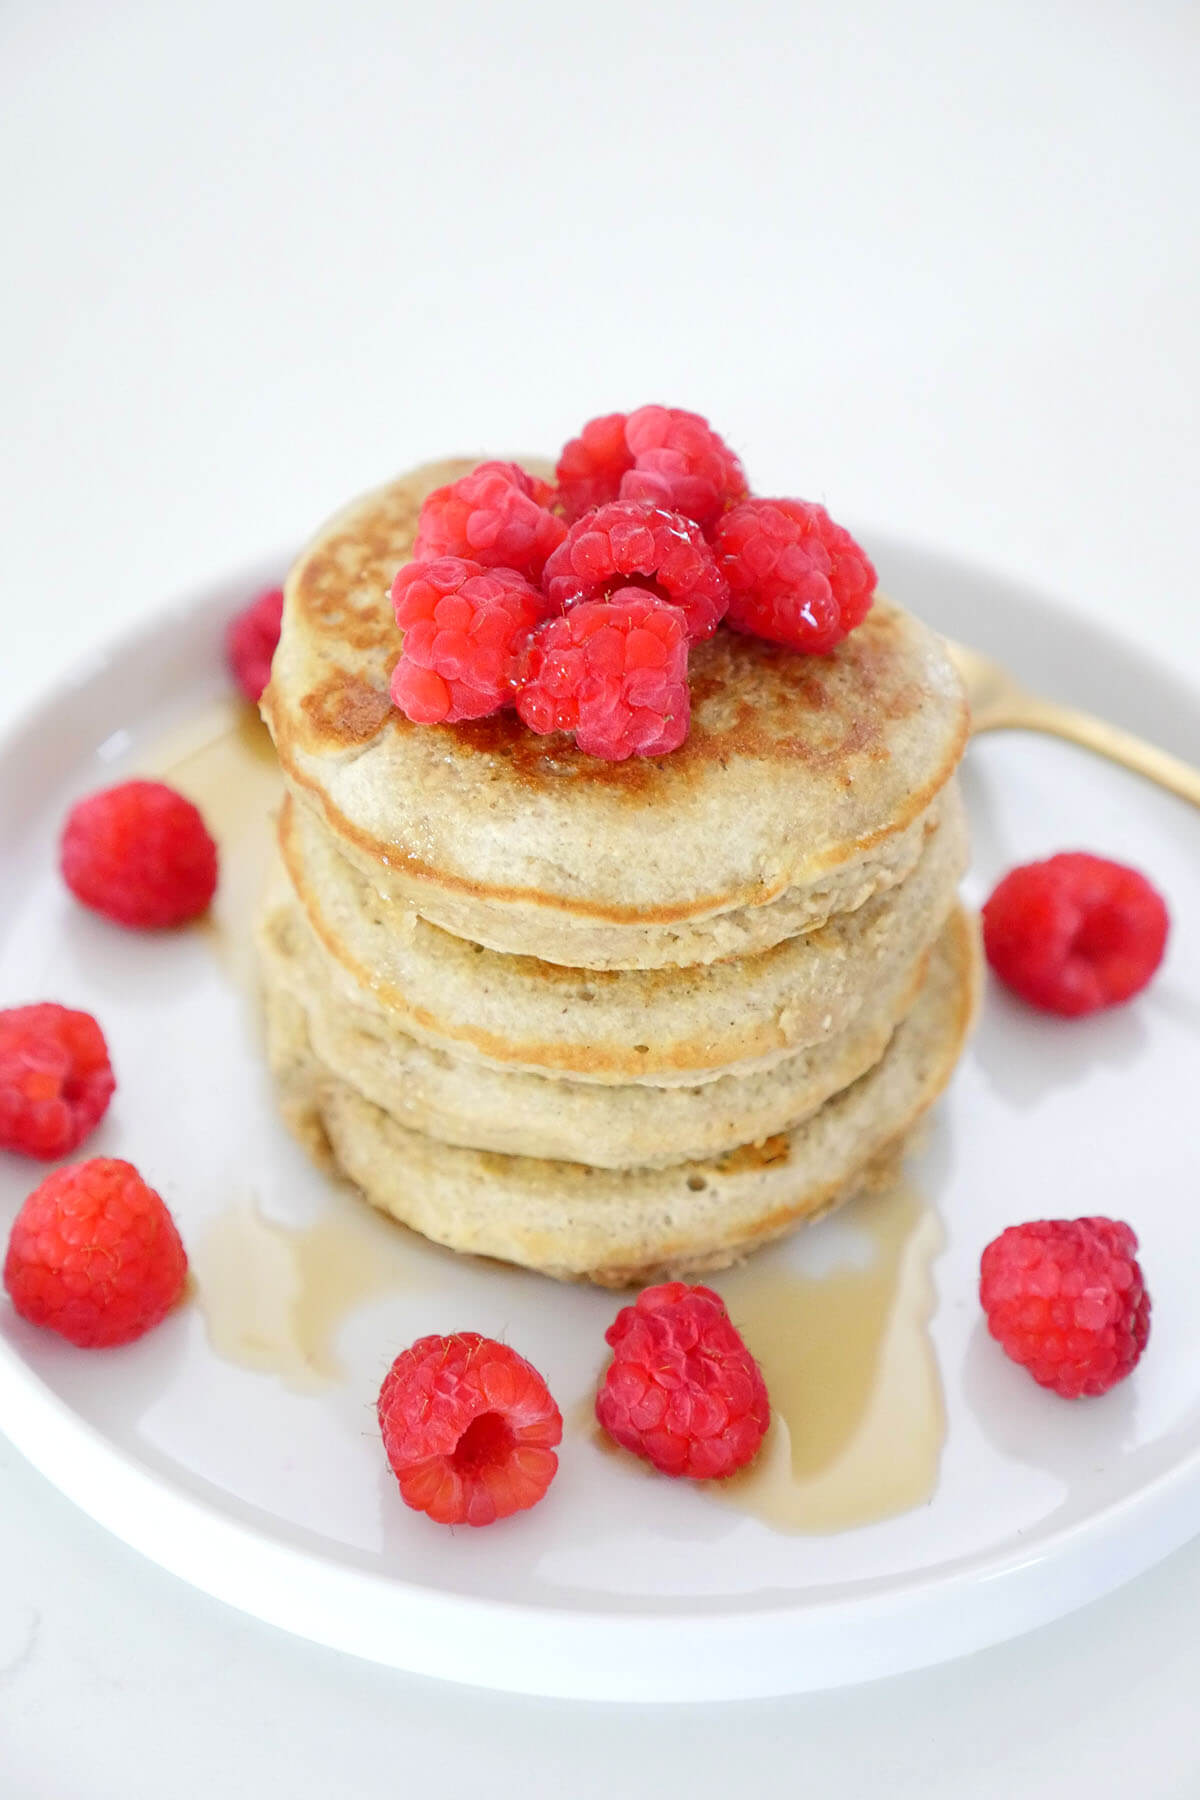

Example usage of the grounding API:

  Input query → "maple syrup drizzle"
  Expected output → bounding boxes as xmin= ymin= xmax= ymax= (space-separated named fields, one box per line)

xmin=713 ymin=1184 xmax=945 ymax=1532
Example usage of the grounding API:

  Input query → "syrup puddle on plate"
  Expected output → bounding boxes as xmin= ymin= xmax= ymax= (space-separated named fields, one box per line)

xmin=140 ymin=696 xmax=283 ymax=988
xmin=713 ymin=1184 xmax=946 ymax=1532
xmin=190 ymin=1196 xmax=412 ymax=1391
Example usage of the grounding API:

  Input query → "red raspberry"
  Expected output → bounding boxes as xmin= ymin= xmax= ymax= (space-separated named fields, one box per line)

xmin=61 ymin=780 xmax=218 ymax=929
xmin=414 ymin=461 xmax=566 ymax=579
xmin=4 ymin=1157 xmax=188 ymax=1348
xmin=0 ymin=1005 xmax=115 ymax=1161
xmin=516 ymin=591 xmax=690 ymax=761
xmin=556 ymin=408 xmax=747 ymax=531
xmin=619 ymin=404 xmax=748 ymax=530
xmin=980 ymin=1217 xmax=1150 ymax=1398
xmin=390 ymin=557 xmax=553 ymax=725
xmin=542 ymin=500 xmax=728 ymax=641
xmin=225 ymin=586 xmax=284 ymax=703
xmin=555 ymin=413 xmax=635 ymax=523
xmin=982 ymin=853 xmax=1169 ymax=1017
xmin=714 ymin=498 xmax=877 ymax=653
xmin=377 ymin=1332 xmax=562 ymax=1526
xmin=595 ymin=1281 xmax=769 ymax=1478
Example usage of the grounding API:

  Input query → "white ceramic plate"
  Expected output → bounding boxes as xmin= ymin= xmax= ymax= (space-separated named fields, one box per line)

xmin=1 ymin=541 xmax=1198 ymax=1703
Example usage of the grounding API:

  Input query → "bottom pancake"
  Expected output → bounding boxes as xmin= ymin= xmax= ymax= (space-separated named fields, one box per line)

xmin=263 ymin=910 xmax=979 ymax=1287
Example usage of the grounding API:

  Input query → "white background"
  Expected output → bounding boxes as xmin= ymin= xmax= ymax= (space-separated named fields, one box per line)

xmin=1 ymin=1 xmax=1198 ymax=1793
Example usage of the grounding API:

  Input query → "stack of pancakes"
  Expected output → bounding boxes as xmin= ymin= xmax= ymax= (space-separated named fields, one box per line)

xmin=258 ymin=462 xmax=976 ymax=1286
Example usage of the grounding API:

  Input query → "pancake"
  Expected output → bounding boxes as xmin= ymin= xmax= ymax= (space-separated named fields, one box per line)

xmin=279 ymin=780 xmax=967 ymax=1083
xmin=263 ymin=909 xmax=979 ymax=1286
xmin=263 ymin=461 xmax=968 ymax=970
xmin=257 ymin=883 xmax=934 ymax=1168
xmin=288 ymin=781 xmax=940 ymax=973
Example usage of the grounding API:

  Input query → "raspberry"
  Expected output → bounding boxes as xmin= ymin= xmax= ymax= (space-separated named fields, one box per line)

xmin=225 ymin=586 xmax=284 ymax=703
xmin=982 ymin=853 xmax=1169 ymax=1017
xmin=4 ymin=1157 xmax=188 ymax=1348
xmin=595 ymin=1281 xmax=769 ymax=1478
xmin=390 ymin=557 xmax=553 ymax=725
xmin=377 ymin=1332 xmax=562 ymax=1526
xmin=714 ymin=498 xmax=877 ymax=653
xmin=516 ymin=591 xmax=690 ymax=761
xmin=619 ymin=404 xmax=748 ymax=530
xmin=556 ymin=408 xmax=747 ymax=531
xmin=541 ymin=500 xmax=728 ymax=641
xmin=555 ymin=413 xmax=635 ymax=523
xmin=980 ymin=1217 xmax=1150 ymax=1398
xmin=0 ymin=1005 xmax=115 ymax=1161
xmin=414 ymin=461 xmax=566 ymax=580
xmin=61 ymin=780 xmax=218 ymax=929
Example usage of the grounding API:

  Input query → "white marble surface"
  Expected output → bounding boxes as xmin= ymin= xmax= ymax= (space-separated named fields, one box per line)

xmin=1 ymin=0 xmax=1198 ymax=1791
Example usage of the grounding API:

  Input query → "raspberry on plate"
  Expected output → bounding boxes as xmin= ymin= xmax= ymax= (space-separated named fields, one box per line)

xmin=982 ymin=853 xmax=1169 ymax=1016
xmin=225 ymin=586 xmax=284 ymax=703
xmin=516 ymin=591 xmax=691 ymax=761
xmin=377 ymin=1332 xmax=562 ymax=1526
xmin=595 ymin=1281 xmax=770 ymax=1478
xmin=541 ymin=500 xmax=728 ymax=641
xmin=0 ymin=1004 xmax=115 ymax=1161
xmin=61 ymin=779 xmax=219 ymax=929
xmin=391 ymin=556 xmax=554 ymax=725
xmin=555 ymin=412 xmax=634 ymax=523
xmin=980 ymin=1217 xmax=1150 ymax=1398
xmin=714 ymin=497 xmax=877 ymax=653
xmin=414 ymin=461 xmax=566 ymax=580
xmin=619 ymin=404 xmax=748 ymax=531
xmin=4 ymin=1157 xmax=188 ymax=1348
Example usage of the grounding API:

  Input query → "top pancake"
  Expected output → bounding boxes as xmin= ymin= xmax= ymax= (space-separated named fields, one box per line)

xmin=263 ymin=461 xmax=968 ymax=970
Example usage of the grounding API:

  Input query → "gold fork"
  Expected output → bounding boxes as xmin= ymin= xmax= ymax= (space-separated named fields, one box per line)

xmin=945 ymin=638 xmax=1200 ymax=809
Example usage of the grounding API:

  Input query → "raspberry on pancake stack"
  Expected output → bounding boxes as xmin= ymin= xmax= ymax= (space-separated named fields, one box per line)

xmin=257 ymin=412 xmax=976 ymax=1285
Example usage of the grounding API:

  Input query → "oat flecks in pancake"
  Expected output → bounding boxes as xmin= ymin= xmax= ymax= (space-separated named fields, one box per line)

xmin=276 ymin=782 xmax=967 ymax=1083
xmin=256 ymin=879 xmax=935 ymax=1169
xmin=262 ymin=912 xmax=980 ymax=1287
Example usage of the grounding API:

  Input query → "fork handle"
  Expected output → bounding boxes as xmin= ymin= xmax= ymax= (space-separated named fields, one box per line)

xmin=975 ymin=699 xmax=1200 ymax=809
